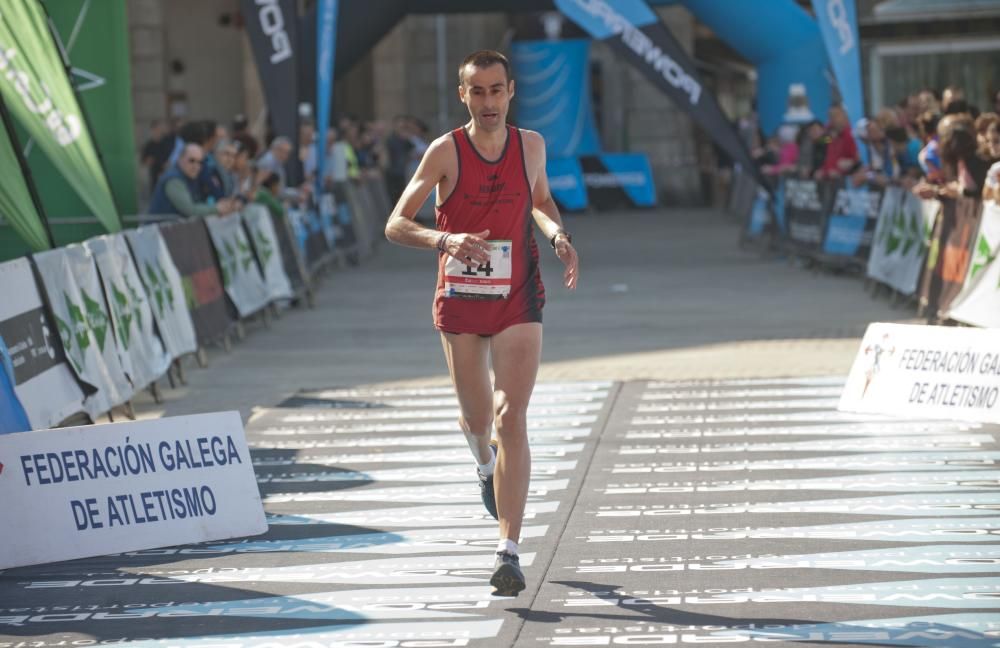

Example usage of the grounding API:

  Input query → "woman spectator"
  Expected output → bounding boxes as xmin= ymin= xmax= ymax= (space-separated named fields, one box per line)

xmin=916 ymin=116 xmax=989 ymax=199
xmin=795 ymin=120 xmax=828 ymax=178
xmin=255 ymin=172 xmax=286 ymax=221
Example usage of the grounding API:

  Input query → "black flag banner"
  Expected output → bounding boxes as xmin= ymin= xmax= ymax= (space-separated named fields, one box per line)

xmin=241 ymin=0 xmax=300 ymax=180
xmin=554 ymin=0 xmax=769 ymax=191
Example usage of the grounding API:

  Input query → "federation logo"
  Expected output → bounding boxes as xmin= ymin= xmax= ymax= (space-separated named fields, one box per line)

xmin=862 ymin=333 xmax=895 ymax=398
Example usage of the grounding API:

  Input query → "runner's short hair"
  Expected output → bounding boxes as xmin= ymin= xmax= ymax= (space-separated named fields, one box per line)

xmin=458 ymin=50 xmax=511 ymax=86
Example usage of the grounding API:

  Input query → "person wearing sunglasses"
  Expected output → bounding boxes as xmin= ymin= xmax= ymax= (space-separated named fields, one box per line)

xmin=147 ymin=142 xmax=240 ymax=219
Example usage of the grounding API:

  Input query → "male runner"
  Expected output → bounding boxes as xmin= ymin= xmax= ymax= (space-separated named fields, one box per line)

xmin=384 ymin=50 xmax=579 ymax=596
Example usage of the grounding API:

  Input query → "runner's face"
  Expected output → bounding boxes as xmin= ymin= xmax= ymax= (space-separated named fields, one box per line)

xmin=459 ymin=63 xmax=514 ymax=132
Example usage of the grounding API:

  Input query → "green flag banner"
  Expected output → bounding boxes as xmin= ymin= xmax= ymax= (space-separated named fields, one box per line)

xmin=0 ymin=1 xmax=119 ymax=234
xmin=39 ymin=0 xmax=138 ymax=216
xmin=0 ymin=118 xmax=49 ymax=251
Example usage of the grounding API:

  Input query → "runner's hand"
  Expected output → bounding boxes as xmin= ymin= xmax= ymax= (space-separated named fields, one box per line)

xmin=554 ymin=236 xmax=578 ymax=290
xmin=445 ymin=229 xmax=492 ymax=265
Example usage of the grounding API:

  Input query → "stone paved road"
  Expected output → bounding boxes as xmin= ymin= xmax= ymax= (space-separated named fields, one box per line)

xmin=4 ymin=208 xmax=994 ymax=648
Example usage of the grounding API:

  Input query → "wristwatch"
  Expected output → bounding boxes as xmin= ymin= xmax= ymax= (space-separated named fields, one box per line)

xmin=550 ymin=229 xmax=571 ymax=249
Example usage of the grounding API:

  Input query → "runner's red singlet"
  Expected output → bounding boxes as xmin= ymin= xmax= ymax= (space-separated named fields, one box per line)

xmin=433 ymin=125 xmax=545 ymax=335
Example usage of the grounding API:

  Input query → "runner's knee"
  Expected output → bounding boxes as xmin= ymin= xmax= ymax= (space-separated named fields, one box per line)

xmin=459 ymin=414 xmax=492 ymax=437
xmin=493 ymin=390 xmax=527 ymax=436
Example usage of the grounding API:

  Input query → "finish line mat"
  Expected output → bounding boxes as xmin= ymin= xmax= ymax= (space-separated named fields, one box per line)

xmin=1 ymin=378 xmax=998 ymax=647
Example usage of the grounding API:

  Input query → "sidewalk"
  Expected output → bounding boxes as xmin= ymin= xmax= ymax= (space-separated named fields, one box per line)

xmin=134 ymin=207 xmax=909 ymax=420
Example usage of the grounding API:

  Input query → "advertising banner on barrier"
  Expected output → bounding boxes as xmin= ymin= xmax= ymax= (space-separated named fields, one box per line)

xmin=269 ymin=210 xmax=309 ymax=292
xmin=581 ymin=154 xmax=656 ymax=209
xmin=784 ymin=179 xmax=830 ymax=251
xmin=0 ymin=258 xmax=84 ymax=429
xmin=823 ymin=185 xmax=881 ymax=259
xmin=0 ymin=1 xmax=119 ymax=234
xmin=0 ymin=333 xmax=32 ymax=433
xmin=204 ymin=214 xmax=270 ymax=318
xmin=920 ymin=197 xmax=982 ymax=319
xmin=747 ymin=188 xmax=772 ymax=238
xmin=949 ymin=201 xmax=1000 ymax=328
xmin=547 ymin=157 xmax=588 ymax=211
xmin=0 ymin=411 xmax=267 ymax=568
xmin=86 ymin=234 xmax=171 ymax=389
xmin=159 ymin=220 xmax=232 ymax=346
xmin=124 ymin=225 xmax=197 ymax=361
xmin=242 ymin=205 xmax=294 ymax=302
xmin=840 ymin=322 xmax=1000 ymax=423
xmin=867 ymin=187 xmax=929 ymax=295
xmin=34 ymin=246 xmax=133 ymax=418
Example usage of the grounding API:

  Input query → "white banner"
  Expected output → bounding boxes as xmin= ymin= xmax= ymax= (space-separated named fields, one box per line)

xmin=840 ymin=322 xmax=1000 ymax=423
xmin=204 ymin=214 xmax=270 ymax=317
xmin=124 ymin=225 xmax=197 ymax=360
xmin=0 ymin=258 xmax=84 ymax=429
xmin=34 ymin=246 xmax=135 ymax=418
xmin=241 ymin=204 xmax=293 ymax=301
xmin=948 ymin=201 xmax=1000 ymax=328
xmin=86 ymin=234 xmax=171 ymax=389
xmin=866 ymin=187 xmax=929 ymax=295
xmin=0 ymin=412 xmax=267 ymax=568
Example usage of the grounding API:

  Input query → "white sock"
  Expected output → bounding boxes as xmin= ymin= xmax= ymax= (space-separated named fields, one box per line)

xmin=476 ymin=444 xmax=496 ymax=477
xmin=497 ymin=538 xmax=518 ymax=555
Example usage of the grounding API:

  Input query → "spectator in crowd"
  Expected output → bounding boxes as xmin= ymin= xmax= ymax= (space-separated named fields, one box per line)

xmin=385 ymin=115 xmax=414 ymax=202
xmin=855 ymin=117 xmax=896 ymax=186
xmin=915 ymin=116 xmax=988 ymax=199
xmin=254 ymin=172 xmax=286 ymax=221
xmin=795 ymin=119 xmax=828 ymax=178
xmin=919 ymin=113 xmax=958 ymax=184
xmin=257 ymin=136 xmax=294 ymax=190
xmin=941 ymin=86 xmax=965 ymax=113
xmin=299 ymin=120 xmax=317 ymax=183
xmin=975 ymin=113 xmax=999 ymax=155
xmin=917 ymin=89 xmax=940 ymax=115
xmin=232 ymin=113 xmax=249 ymax=139
xmin=212 ymin=139 xmax=239 ymax=199
xmin=140 ymin=119 xmax=174 ymax=190
xmin=232 ymin=133 xmax=260 ymax=199
xmin=886 ymin=126 xmax=922 ymax=183
xmin=147 ymin=143 xmax=239 ymax=218
xmin=761 ymin=124 xmax=799 ymax=178
xmin=816 ymin=104 xmax=859 ymax=180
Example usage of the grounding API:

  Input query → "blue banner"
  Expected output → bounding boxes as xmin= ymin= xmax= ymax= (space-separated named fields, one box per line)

xmin=547 ymin=157 xmax=588 ymax=211
xmin=0 ymin=334 xmax=31 ymax=434
xmin=315 ymin=0 xmax=338 ymax=216
xmin=823 ymin=186 xmax=879 ymax=257
xmin=811 ymin=0 xmax=864 ymax=130
xmin=510 ymin=40 xmax=601 ymax=158
xmin=590 ymin=154 xmax=656 ymax=208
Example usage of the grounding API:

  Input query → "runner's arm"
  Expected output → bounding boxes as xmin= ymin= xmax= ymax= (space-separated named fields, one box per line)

xmin=524 ymin=132 xmax=568 ymax=242
xmin=524 ymin=131 xmax=578 ymax=290
xmin=384 ymin=137 xmax=490 ymax=265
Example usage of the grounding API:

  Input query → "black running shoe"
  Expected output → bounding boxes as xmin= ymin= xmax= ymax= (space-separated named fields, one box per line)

xmin=478 ymin=441 xmax=498 ymax=520
xmin=490 ymin=550 xmax=526 ymax=596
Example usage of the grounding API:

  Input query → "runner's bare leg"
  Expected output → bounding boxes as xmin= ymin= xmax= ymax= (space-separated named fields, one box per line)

xmin=490 ymin=322 xmax=542 ymax=543
xmin=440 ymin=332 xmax=494 ymax=464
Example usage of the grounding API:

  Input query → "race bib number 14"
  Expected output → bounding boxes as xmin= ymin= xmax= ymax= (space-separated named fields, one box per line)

xmin=444 ymin=240 xmax=513 ymax=300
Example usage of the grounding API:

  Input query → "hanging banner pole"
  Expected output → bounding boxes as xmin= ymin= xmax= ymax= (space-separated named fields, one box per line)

xmin=0 ymin=92 xmax=56 ymax=249
xmin=315 ymin=0 xmax=338 ymax=208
